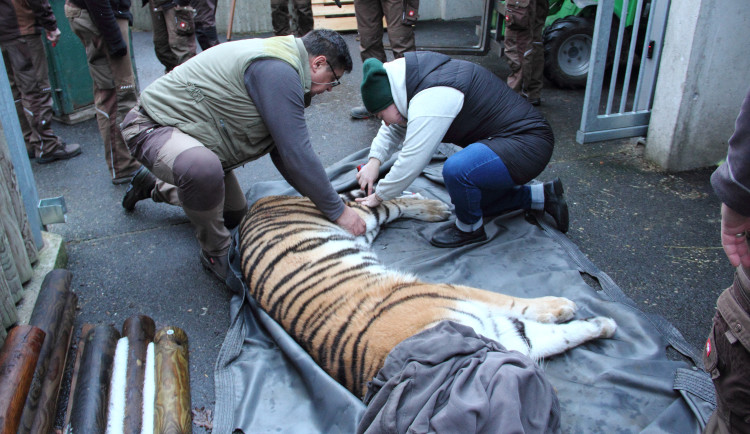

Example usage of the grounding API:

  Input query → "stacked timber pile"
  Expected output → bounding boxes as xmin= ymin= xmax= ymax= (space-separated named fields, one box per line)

xmin=312 ymin=0 xmax=386 ymax=32
xmin=0 ymin=269 xmax=75 ymax=433
xmin=0 ymin=269 xmax=193 ymax=433
xmin=64 ymin=318 xmax=192 ymax=433
xmin=1 ymin=120 xmax=39 ymax=348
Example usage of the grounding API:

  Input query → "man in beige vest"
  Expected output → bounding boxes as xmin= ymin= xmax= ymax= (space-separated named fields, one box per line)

xmin=120 ymin=29 xmax=366 ymax=283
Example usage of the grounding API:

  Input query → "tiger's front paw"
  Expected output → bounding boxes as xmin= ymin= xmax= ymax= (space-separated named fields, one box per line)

xmin=588 ymin=317 xmax=617 ymax=338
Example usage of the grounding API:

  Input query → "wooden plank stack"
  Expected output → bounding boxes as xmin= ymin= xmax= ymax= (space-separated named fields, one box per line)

xmin=0 ymin=269 xmax=73 ymax=434
xmin=0 ymin=269 xmax=194 ymax=433
xmin=64 ymin=318 xmax=192 ymax=434
xmin=312 ymin=0 xmax=386 ymax=32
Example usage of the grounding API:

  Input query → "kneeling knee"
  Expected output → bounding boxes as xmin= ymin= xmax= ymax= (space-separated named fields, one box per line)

xmin=174 ymin=147 xmax=224 ymax=210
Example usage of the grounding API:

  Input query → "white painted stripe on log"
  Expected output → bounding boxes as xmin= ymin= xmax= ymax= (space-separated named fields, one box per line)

xmin=107 ymin=337 xmax=129 ymax=434
xmin=141 ymin=341 xmax=155 ymax=434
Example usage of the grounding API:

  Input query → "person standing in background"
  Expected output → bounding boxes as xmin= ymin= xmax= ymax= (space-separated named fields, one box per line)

xmin=192 ymin=0 xmax=220 ymax=50
xmin=0 ymin=0 xmax=82 ymax=163
xmin=704 ymin=87 xmax=750 ymax=434
xmin=350 ymin=0 xmax=418 ymax=119
xmin=142 ymin=0 xmax=196 ymax=72
xmin=270 ymin=0 xmax=314 ymax=37
xmin=504 ymin=0 xmax=548 ymax=106
xmin=65 ymin=0 xmax=141 ymax=184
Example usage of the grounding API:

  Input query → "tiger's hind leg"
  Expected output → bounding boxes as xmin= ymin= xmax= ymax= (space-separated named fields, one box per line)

xmin=384 ymin=194 xmax=452 ymax=223
xmin=523 ymin=316 xmax=617 ymax=360
xmin=454 ymin=286 xmax=579 ymax=324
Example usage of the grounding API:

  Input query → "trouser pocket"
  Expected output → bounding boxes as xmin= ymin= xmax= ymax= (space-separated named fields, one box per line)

xmin=174 ymin=6 xmax=196 ymax=36
xmin=505 ymin=0 xmax=531 ymax=31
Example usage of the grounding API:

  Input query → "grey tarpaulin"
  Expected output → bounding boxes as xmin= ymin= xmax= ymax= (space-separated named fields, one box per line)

xmin=214 ymin=147 xmax=715 ymax=433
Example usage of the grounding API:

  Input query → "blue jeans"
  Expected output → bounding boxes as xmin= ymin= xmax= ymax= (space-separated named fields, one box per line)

xmin=443 ymin=143 xmax=532 ymax=226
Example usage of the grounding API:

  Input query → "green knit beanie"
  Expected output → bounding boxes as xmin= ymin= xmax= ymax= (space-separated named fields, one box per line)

xmin=360 ymin=58 xmax=393 ymax=114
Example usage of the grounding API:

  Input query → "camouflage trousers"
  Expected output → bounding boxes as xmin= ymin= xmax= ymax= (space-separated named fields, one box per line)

xmin=354 ymin=0 xmax=417 ymax=62
xmin=1 ymin=35 xmax=64 ymax=158
xmin=271 ymin=0 xmax=313 ymax=37
xmin=504 ymin=0 xmax=548 ymax=100
xmin=66 ymin=2 xmax=141 ymax=181
xmin=704 ymin=264 xmax=750 ymax=433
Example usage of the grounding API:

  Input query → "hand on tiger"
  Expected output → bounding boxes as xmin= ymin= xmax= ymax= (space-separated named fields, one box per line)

xmin=357 ymin=158 xmax=381 ymax=195
xmin=721 ymin=203 xmax=750 ymax=267
xmin=336 ymin=205 xmax=367 ymax=236
xmin=355 ymin=192 xmax=383 ymax=208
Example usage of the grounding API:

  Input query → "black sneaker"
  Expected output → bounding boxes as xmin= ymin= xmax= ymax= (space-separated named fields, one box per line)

xmin=37 ymin=142 xmax=82 ymax=164
xmin=350 ymin=106 xmax=371 ymax=120
xmin=122 ymin=166 xmax=156 ymax=211
xmin=200 ymin=250 xmax=228 ymax=283
xmin=430 ymin=223 xmax=487 ymax=248
xmin=543 ymin=178 xmax=569 ymax=233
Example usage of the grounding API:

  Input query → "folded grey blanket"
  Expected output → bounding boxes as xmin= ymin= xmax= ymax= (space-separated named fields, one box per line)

xmin=358 ymin=321 xmax=561 ymax=434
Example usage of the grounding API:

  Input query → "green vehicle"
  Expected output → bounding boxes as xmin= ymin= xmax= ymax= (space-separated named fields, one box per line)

xmin=537 ymin=0 xmax=649 ymax=88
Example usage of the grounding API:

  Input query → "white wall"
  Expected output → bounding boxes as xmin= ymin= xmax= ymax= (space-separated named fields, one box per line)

xmin=646 ymin=0 xmax=750 ymax=170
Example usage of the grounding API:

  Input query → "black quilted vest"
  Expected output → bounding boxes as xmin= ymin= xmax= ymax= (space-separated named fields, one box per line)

xmin=404 ymin=51 xmax=554 ymax=184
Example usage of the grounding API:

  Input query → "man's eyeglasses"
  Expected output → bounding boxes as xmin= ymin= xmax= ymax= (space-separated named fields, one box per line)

xmin=312 ymin=59 xmax=341 ymax=87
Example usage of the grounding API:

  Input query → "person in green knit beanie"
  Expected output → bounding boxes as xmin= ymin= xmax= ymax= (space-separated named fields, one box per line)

xmin=361 ymin=58 xmax=394 ymax=114
xmin=355 ymin=52 xmax=569 ymax=248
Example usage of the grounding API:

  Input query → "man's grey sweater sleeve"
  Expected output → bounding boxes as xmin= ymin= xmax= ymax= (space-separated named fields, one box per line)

xmin=712 ymin=88 xmax=750 ymax=216
xmin=245 ymin=59 xmax=345 ymax=221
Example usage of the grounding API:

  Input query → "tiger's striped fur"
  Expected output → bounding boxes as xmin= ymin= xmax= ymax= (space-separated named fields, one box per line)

xmin=239 ymin=193 xmax=616 ymax=398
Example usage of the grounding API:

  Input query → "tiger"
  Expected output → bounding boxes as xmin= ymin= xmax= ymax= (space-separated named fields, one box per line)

xmin=238 ymin=192 xmax=617 ymax=398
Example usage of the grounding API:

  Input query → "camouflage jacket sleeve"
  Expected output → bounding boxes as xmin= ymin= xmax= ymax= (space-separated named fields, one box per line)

xmin=711 ymin=87 xmax=750 ymax=217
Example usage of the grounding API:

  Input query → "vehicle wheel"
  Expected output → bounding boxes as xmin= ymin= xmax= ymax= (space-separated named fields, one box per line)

xmin=543 ymin=16 xmax=595 ymax=89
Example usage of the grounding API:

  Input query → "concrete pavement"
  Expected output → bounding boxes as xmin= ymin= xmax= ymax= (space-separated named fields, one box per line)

xmin=32 ymin=30 xmax=730 ymax=430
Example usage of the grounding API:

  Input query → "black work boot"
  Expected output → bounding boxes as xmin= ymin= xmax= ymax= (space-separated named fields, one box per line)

xmin=200 ymin=250 xmax=228 ymax=283
xmin=37 ymin=142 xmax=82 ymax=164
xmin=122 ymin=166 xmax=156 ymax=211
xmin=543 ymin=178 xmax=569 ymax=233
xmin=430 ymin=223 xmax=487 ymax=248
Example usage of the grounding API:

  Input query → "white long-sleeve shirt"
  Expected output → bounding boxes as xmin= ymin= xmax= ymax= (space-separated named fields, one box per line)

xmin=368 ymin=58 xmax=465 ymax=200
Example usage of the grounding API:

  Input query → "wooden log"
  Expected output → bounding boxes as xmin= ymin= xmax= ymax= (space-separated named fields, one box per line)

xmin=0 ymin=128 xmax=37 ymax=267
xmin=154 ymin=326 xmax=192 ymax=434
xmin=18 ymin=269 xmax=73 ymax=433
xmin=0 ymin=325 xmax=45 ymax=434
xmin=63 ymin=323 xmax=93 ymax=431
xmin=122 ymin=315 xmax=156 ymax=434
xmin=0 ymin=220 xmax=23 ymax=303
xmin=0 ymin=322 xmax=6 ymax=349
xmin=28 ymin=291 xmax=77 ymax=434
xmin=0 ymin=267 xmax=18 ymax=332
xmin=68 ymin=324 xmax=120 ymax=433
